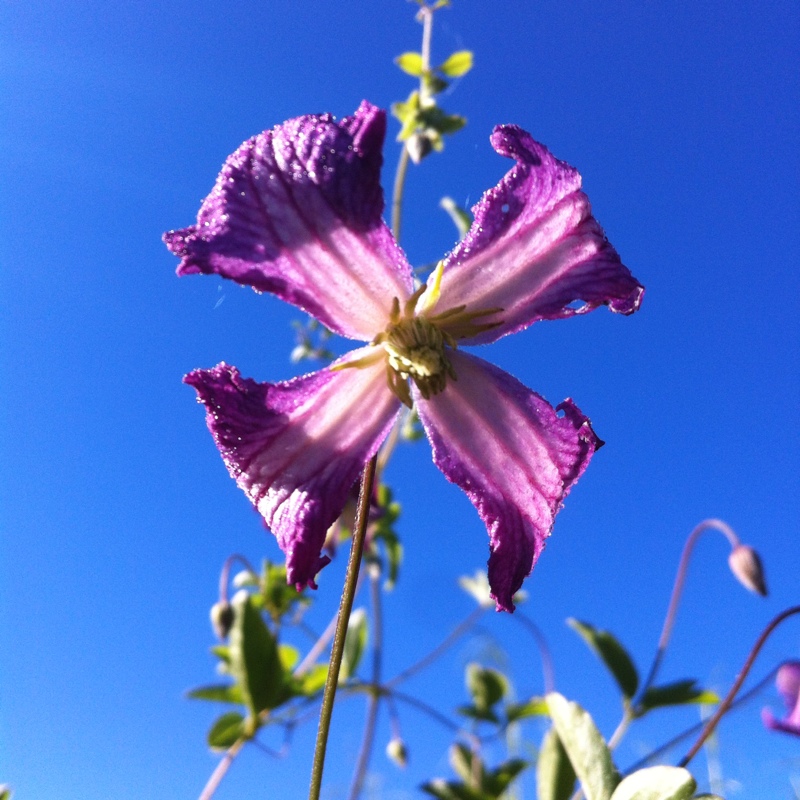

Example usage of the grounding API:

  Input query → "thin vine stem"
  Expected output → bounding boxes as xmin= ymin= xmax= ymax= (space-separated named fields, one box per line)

xmin=637 ymin=519 xmax=742 ymax=707
xmin=308 ymin=456 xmax=377 ymax=800
xmin=678 ymin=605 xmax=800 ymax=767
xmin=347 ymin=570 xmax=384 ymax=800
xmin=198 ymin=738 xmax=245 ymax=800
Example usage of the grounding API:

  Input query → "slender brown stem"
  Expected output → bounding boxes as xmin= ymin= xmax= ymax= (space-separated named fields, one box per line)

xmin=678 ymin=605 xmax=800 ymax=767
xmin=308 ymin=457 xmax=377 ymax=800
xmin=347 ymin=570 xmax=384 ymax=800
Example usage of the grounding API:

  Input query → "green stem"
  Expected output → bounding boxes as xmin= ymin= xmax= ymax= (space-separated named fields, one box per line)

xmin=391 ymin=146 xmax=410 ymax=243
xmin=347 ymin=570 xmax=384 ymax=800
xmin=198 ymin=737 xmax=245 ymax=800
xmin=678 ymin=605 xmax=800 ymax=767
xmin=308 ymin=456 xmax=377 ymax=800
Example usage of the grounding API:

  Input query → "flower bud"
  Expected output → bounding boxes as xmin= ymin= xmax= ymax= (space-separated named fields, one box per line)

xmin=386 ymin=737 xmax=408 ymax=768
xmin=210 ymin=600 xmax=235 ymax=639
xmin=406 ymin=132 xmax=433 ymax=164
xmin=728 ymin=544 xmax=767 ymax=596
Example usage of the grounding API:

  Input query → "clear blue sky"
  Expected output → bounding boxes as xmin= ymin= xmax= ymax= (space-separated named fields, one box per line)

xmin=2 ymin=1 xmax=798 ymax=797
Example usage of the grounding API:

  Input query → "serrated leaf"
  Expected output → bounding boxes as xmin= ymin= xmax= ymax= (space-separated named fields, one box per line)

xmin=466 ymin=663 xmax=508 ymax=713
xmin=396 ymin=51 xmax=424 ymax=76
xmin=207 ymin=712 xmax=246 ymax=750
xmin=506 ymin=697 xmax=549 ymax=722
xmin=440 ymin=50 xmax=473 ymax=77
xmin=187 ymin=683 xmax=243 ymax=705
xmin=229 ymin=593 xmax=283 ymax=716
xmin=340 ymin=607 xmax=368 ymax=682
xmin=609 ymin=766 xmax=696 ymax=800
xmin=547 ymin=693 xmax=618 ymax=800
xmin=568 ymin=619 xmax=639 ymax=699
xmin=537 ymin=728 xmax=576 ymax=800
xmin=638 ymin=680 xmax=719 ymax=714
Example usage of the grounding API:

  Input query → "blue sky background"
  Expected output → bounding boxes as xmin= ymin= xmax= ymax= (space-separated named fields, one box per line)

xmin=2 ymin=0 xmax=799 ymax=797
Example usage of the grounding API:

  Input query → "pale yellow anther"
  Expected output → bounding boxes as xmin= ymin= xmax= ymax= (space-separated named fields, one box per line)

xmin=414 ymin=260 xmax=444 ymax=316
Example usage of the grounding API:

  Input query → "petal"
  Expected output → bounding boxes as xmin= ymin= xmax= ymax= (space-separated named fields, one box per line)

xmin=165 ymin=101 xmax=413 ymax=340
xmin=414 ymin=351 xmax=601 ymax=611
xmin=185 ymin=350 xmax=400 ymax=589
xmin=436 ymin=126 xmax=643 ymax=344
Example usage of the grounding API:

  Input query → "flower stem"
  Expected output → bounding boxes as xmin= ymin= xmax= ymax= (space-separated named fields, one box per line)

xmin=637 ymin=519 xmax=741 ymax=707
xmin=347 ymin=569 xmax=384 ymax=800
xmin=678 ymin=605 xmax=800 ymax=767
xmin=391 ymin=146 xmax=410 ymax=243
xmin=308 ymin=456 xmax=377 ymax=800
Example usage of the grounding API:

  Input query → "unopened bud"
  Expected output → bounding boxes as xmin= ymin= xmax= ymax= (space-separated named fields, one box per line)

xmin=406 ymin=132 xmax=433 ymax=164
xmin=728 ymin=544 xmax=767 ymax=596
xmin=210 ymin=600 xmax=235 ymax=639
xmin=386 ymin=737 xmax=408 ymax=768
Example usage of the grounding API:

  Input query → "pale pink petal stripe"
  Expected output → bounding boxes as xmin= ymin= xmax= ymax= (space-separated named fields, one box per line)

xmin=414 ymin=350 xmax=601 ymax=610
xmin=437 ymin=126 xmax=643 ymax=344
xmin=185 ymin=349 xmax=400 ymax=588
xmin=165 ymin=102 xmax=413 ymax=340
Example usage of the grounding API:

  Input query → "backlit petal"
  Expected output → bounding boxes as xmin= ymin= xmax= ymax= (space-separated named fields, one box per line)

xmin=414 ymin=351 xmax=601 ymax=611
xmin=185 ymin=350 xmax=400 ymax=589
xmin=763 ymin=661 xmax=800 ymax=736
xmin=165 ymin=102 xmax=413 ymax=339
xmin=436 ymin=126 xmax=643 ymax=344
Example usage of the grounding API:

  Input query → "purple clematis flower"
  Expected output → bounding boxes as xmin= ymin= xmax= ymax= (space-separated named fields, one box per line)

xmin=762 ymin=661 xmax=800 ymax=736
xmin=165 ymin=101 xmax=643 ymax=611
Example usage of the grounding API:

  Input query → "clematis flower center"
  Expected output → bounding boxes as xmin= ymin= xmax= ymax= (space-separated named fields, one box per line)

xmin=382 ymin=314 xmax=457 ymax=405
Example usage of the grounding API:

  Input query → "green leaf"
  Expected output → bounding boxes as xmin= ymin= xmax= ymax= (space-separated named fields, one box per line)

xmin=546 ymin=693 xmax=619 ymax=800
xmin=207 ymin=711 xmax=246 ymax=750
xmin=457 ymin=703 xmax=500 ymax=724
xmin=567 ymin=619 xmax=639 ymax=699
xmin=609 ymin=766 xmax=696 ymax=800
xmin=186 ymin=683 xmax=243 ymax=705
xmin=0 ymin=785 xmax=12 ymax=800
xmin=505 ymin=696 xmax=549 ymax=722
xmin=340 ymin=607 xmax=368 ymax=682
xmin=229 ymin=593 xmax=283 ymax=716
xmin=295 ymin=663 xmax=328 ymax=696
xmin=466 ymin=663 xmax=508 ymax=713
xmin=450 ymin=742 xmax=483 ymax=784
xmin=537 ymin=728 xmax=576 ymax=800
xmin=278 ymin=644 xmax=300 ymax=672
xmin=440 ymin=197 xmax=473 ymax=238
xmin=484 ymin=758 xmax=528 ymax=795
xmin=423 ymin=72 xmax=450 ymax=96
xmin=638 ymin=680 xmax=719 ymax=714
xmin=439 ymin=50 xmax=473 ymax=77
xmin=396 ymin=51 xmax=424 ymax=76
xmin=211 ymin=644 xmax=231 ymax=664
xmin=419 ymin=106 xmax=466 ymax=136
xmin=420 ymin=779 xmax=484 ymax=800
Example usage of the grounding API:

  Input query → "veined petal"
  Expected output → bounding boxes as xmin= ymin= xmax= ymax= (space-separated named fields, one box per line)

xmin=436 ymin=126 xmax=643 ymax=344
xmin=165 ymin=101 xmax=413 ymax=340
xmin=185 ymin=349 xmax=400 ymax=589
xmin=414 ymin=351 xmax=601 ymax=611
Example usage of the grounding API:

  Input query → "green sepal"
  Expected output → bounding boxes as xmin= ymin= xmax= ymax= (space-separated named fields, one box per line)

xmin=637 ymin=680 xmax=719 ymax=715
xmin=207 ymin=711 xmax=247 ymax=750
xmin=439 ymin=50 xmax=473 ymax=77
xmin=506 ymin=696 xmax=549 ymax=722
xmin=537 ymin=728 xmax=576 ymax=800
xmin=186 ymin=683 xmax=244 ymax=705
xmin=609 ymin=766 xmax=696 ymax=800
xmin=567 ymin=619 xmax=639 ymax=700
xmin=229 ymin=593 xmax=283 ymax=716
xmin=546 ymin=693 xmax=619 ymax=800
xmin=339 ymin=607 xmax=368 ymax=682
xmin=396 ymin=51 xmax=424 ymax=76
